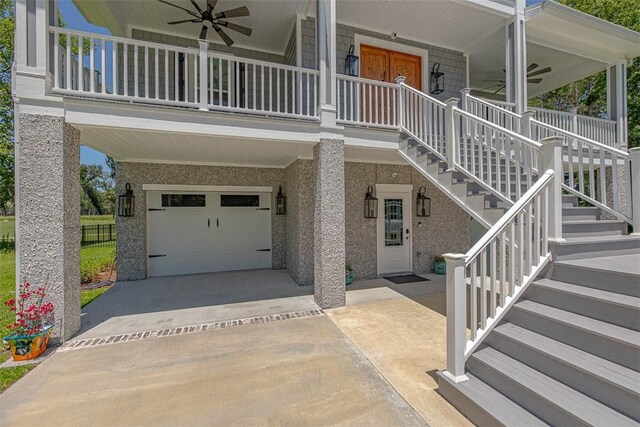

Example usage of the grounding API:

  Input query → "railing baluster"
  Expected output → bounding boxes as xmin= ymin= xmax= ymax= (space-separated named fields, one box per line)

xmin=89 ymin=37 xmax=95 ymax=93
xmin=77 ymin=35 xmax=83 ymax=91
xmin=66 ymin=33 xmax=71 ymax=90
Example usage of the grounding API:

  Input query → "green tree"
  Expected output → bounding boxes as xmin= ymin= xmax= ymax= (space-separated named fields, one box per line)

xmin=530 ymin=0 xmax=640 ymax=148
xmin=80 ymin=164 xmax=114 ymax=215
xmin=0 ymin=0 xmax=14 ymax=212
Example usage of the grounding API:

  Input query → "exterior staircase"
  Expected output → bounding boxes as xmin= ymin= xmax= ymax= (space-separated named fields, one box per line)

xmin=437 ymin=194 xmax=640 ymax=426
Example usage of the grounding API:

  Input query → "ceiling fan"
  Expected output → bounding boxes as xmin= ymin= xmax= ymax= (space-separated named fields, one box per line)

xmin=482 ymin=63 xmax=552 ymax=94
xmin=158 ymin=0 xmax=251 ymax=46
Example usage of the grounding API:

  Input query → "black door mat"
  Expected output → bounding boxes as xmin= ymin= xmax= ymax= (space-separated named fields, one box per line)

xmin=384 ymin=274 xmax=431 ymax=284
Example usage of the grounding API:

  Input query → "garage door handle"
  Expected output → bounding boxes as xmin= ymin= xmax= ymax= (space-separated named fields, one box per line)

xmin=256 ymin=249 xmax=271 ymax=252
xmin=149 ymin=254 xmax=166 ymax=258
xmin=148 ymin=208 xmax=166 ymax=212
xmin=208 ymin=218 xmax=210 ymax=228
xmin=256 ymin=208 xmax=270 ymax=211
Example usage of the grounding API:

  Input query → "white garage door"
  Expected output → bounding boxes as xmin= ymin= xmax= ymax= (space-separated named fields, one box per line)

xmin=147 ymin=190 xmax=272 ymax=277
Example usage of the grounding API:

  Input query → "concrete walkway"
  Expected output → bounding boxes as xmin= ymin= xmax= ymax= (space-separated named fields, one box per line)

xmin=0 ymin=315 xmax=424 ymax=426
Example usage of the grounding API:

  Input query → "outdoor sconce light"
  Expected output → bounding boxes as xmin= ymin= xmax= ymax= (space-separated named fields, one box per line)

xmin=416 ymin=186 xmax=431 ymax=217
xmin=364 ymin=186 xmax=378 ymax=219
xmin=430 ymin=63 xmax=444 ymax=95
xmin=345 ymin=45 xmax=359 ymax=77
xmin=118 ymin=183 xmax=135 ymax=217
xmin=276 ymin=186 xmax=287 ymax=215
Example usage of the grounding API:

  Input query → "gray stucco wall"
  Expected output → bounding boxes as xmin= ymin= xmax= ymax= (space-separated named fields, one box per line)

xmin=300 ymin=17 xmax=467 ymax=102
xmin=115 ymin=162 xmax=286 ymax=281
xmin=17 ymin=114 xmax=81 ymax=343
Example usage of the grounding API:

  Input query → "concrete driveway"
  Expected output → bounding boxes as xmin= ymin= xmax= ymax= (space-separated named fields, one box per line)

xmin=0 ymin=315 xmax=424 ymax=426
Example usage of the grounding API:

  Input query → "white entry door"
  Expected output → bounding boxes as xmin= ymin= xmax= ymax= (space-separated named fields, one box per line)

xmin=377 ymin=186 xmax=412 ymax=275
xmin=147 ymin=190 xmax=272 ymax=277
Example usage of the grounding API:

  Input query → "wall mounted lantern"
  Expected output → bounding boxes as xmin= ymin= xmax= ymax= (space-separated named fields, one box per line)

xmin=118 ymin=183 xmax=135 ymax=217
xmin=416 ymin=186 xmax=431 ymax=217
xmin=276 ymin=186 xmax=287 ymax=215
xmin=430 ymin=63 xmax=444 ymax=95
xmin=345 ymin=45 xmax=359 ymax=77
xmin=364 ymin=186 xmax=378 ymax=219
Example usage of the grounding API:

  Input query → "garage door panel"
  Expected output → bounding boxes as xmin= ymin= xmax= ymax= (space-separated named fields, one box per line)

xmin=147 ymin=190 xmax=272 ymax=277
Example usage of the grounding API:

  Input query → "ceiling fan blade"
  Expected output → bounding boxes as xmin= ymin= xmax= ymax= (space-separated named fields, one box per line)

xmin=527 ymin=78 xmax=543 ymax=84
xmin=493 ymin=86 xmax=506 ymax=95
xmin=157 ymin=0 xmax=200 ymax=18
xmin=215 ymin=6 xmax=250 ymax=19
xmin=482 ymin=79 xmax=506 ymax=83
xmin=215 ymin=20 xmax=252 ymax=36
xmin=207 ymin=0 xmax=217 ymax=13
xmin=527 ymin=63 xmax=539 ymax=72
xmin=528 ymin=66 xmax=552 ymax=77
xmin=212 ymin=22 xmax=234 ymax=46
xmin=199 ymin=24 xmax=208 ymax=40
xmin=189 ymin=0 xmax=203 ymax=14
xmin=168 ymin=19 xmax=202 ymax=25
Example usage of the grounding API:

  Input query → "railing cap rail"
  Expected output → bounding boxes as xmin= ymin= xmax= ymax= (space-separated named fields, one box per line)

xmin=338 ymin=74 xmax=399 ymax=88
xmin=466 ymin=94 xmax=521 ymax=119
xmin=399 ymin=82 xmax=446 ymax=108
xmin=463 ymin=170 xmax=555 ymax=267
xmin=454 ymin=107 xmax=542 ymax=149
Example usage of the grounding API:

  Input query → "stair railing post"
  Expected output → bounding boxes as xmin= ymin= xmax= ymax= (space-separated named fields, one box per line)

xmin=520 ymin=110 xmax=533 ymax=138
xmin=460 ymin=88 xmax=471 ymax=139
xmin=443 ymin=253 xmax=469 ymax=383
xmin=539 ymin=136 xmax=565 ymax=242
xmin=395 ymin=75 xmax=406 ymax=130
xmin=629 ymin=148 xmax=640 ymax=235
xmin=445 ymin=98 xmax=459 ymax=171
xmin=198 ymin=39 xmax=209 ymax=111
xmin=569 ymin=107 xmax=578 ymax=135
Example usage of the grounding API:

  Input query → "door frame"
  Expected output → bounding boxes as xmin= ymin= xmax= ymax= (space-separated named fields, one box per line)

xmin=354 ymin=34 xmax=429 ymax=89
xmin=376 ymin=184 xmax=413 ymax=276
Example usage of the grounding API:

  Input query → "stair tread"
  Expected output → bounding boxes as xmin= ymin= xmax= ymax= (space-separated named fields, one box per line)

xmin=514 ymin=300 xmax=640 ymax=348
xmin=472 ymin=347 xmax=638 ymax=426
xmin=493 ymin=322 xmax=640 ymax=395
xmin=532 ymin=278 xmax=640 ymax=310
xmin=563 ymin=219 xmax=626 ymax=224
xmin=556 ymin=254 xmax=640 ymax=277
xmin=443 ymin=372 xmax=549 ymax=427
xmin=561 ymin=235 xmax=640 ymax=243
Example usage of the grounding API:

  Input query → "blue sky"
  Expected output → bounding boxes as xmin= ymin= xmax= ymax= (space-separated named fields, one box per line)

xmin=58 ymin=0 xmax=112 ymax=170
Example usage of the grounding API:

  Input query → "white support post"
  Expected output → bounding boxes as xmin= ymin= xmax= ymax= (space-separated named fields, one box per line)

xmin=630 ymin=148 xmax=640 ymax=235
xmin=317 ymin=0 xmax=338 ymax=129
xmin=445 ymin=98 xmax=459 ymax=171
xmin=396 ymin=75 xmax=406 ymax=129
xmin=198 ymin=40 xmax=208 ymax=111
xmin=607 ymin=62 xmax=628 ymax=151
xmin=540 ymin=136 xmax=565 ymax=242
xmin=460 ymin=88 xmax=471 ymax=112
xmin=442 ymin=253 xmax=469 ymax=383
xmin=506 ymin=0 xmax=527 ymax=114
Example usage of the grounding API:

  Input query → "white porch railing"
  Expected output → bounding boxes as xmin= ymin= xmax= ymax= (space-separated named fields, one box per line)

xmin=462 ymin=91 xmax=521 ymax=134
xmin=50 ymin=27 xmax=319 ymax=120
xmin=398 ymin=83 xmax=447 ymax=158
xmin=530 ymin=107 xmax=618 ymax=148
xmin=443 ymin=170 xmax=555 ymax=382
xmin=336 ymin=75 xmax=399 ymax=128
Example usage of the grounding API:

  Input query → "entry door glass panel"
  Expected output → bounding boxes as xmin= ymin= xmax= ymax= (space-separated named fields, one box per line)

xmin=384 ymin=199 xmax=404 ymax=247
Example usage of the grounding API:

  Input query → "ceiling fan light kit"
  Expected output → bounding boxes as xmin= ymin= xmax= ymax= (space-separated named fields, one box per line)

xmin=158 ymin=0 xmax=252 ymax=46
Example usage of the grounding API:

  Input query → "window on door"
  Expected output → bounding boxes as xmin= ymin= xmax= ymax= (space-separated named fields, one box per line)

xmin=384 ymin=199 xmax=404 ymax=247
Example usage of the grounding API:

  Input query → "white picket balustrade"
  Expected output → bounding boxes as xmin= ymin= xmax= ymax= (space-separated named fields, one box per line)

xmin=463 ymin=93 xmax=521 ymax=134
xmin=336 ymin=75 xmax=399 ymax=128
xmin=444 ymin=170 xmax=554 ymax=381
xmin=398 ymin=83 xmax=447 ymax=159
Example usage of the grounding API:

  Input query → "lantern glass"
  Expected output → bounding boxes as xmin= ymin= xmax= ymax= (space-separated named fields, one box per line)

xmin=416 ymin=186 xmax=431 ymax=217
xmin=118 ymin=183 xmax=135 ymax=217
xmin=364 ymin=186 xmax=378 ymax=219
xmin=430 ymin=63 xmax=444 ymax=95
xmin=276 ymin=186 xmax=287 ymax=215
xmin=345 ymin=45 xmax=359 ymax=77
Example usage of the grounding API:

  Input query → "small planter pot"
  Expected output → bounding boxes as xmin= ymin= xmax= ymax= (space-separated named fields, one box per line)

xmin=4 ymin=324 xmax=53 ymax=362
xmin=346 ymin=270 xmax=354 ymax=286
xmin=434 ymin=261 xmax=447 ymax=275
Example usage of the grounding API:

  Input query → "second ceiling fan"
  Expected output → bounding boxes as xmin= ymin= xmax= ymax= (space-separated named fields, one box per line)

xmin=482 ymin=63 xmax=552 ymax=94
xmin=158 ymin=0 xmax=252 ymax=46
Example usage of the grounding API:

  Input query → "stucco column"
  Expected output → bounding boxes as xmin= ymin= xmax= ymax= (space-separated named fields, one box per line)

xmin=16 ymin=113 xmax=81 ymax=343
xmin=313 ymin=138 xmax=345 ymax=309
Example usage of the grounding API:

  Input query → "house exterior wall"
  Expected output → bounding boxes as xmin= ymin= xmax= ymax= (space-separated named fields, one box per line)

xmin=300 ymin=18 xmax=467 ymax=102
xmin=115 ymin=162 xmax=287 ymax=281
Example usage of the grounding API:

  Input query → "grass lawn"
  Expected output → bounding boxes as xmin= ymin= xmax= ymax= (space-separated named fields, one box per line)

xmin=0 ymin=215 xmax=115 ymax=240
xmin=0 ymin=352 xmax=33 ymax=393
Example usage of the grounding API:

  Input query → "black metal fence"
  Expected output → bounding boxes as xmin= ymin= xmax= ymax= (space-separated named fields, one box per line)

xmin=81 ymin=224 xmax=116 ymax=247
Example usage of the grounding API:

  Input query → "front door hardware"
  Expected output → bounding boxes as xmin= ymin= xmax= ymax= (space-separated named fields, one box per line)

xmin=217 ymin=218 xmax=219 ymax=227
xmin=148 ymin=208 xmax=166 ymax=211
xmin=256 ymin=249 xmax=271 ymax=252
xmin=148 ymin=254 xmax=167 ymax=258
xmin=208 ymin=218 xmax=210 ymax=228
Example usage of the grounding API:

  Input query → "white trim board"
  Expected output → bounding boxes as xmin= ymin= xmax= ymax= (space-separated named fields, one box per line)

xmin=142 ymin=184 xmax=273 ymax=193
xmin=354 ymin=34 xmax=429 ymax=88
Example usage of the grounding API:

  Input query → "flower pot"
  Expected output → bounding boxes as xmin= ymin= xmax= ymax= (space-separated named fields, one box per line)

xmin=4 ymin=324 xmax=53 ymax=362
xmin=346 ymin=270 xmax=354 ymax=286
xmin=434 ymin=261 xmax=446 ymax=275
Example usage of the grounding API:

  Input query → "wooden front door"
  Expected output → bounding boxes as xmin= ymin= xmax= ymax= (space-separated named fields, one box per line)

xmin=360 ymin=45 xmax=422 ymax=90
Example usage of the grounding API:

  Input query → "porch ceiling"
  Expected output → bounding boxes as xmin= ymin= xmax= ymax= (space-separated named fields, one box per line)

xmin=73 ymin=0 xmax=509 ymax=54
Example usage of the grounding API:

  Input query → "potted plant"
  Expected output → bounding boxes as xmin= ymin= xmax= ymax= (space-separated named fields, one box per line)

xmin=434 ymin=255 xmax=447 ymax=275
xmin=345 ymin=264 xmax=354 ymax=286
xmin=3 ymin=282 xmax=54 ymax=362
